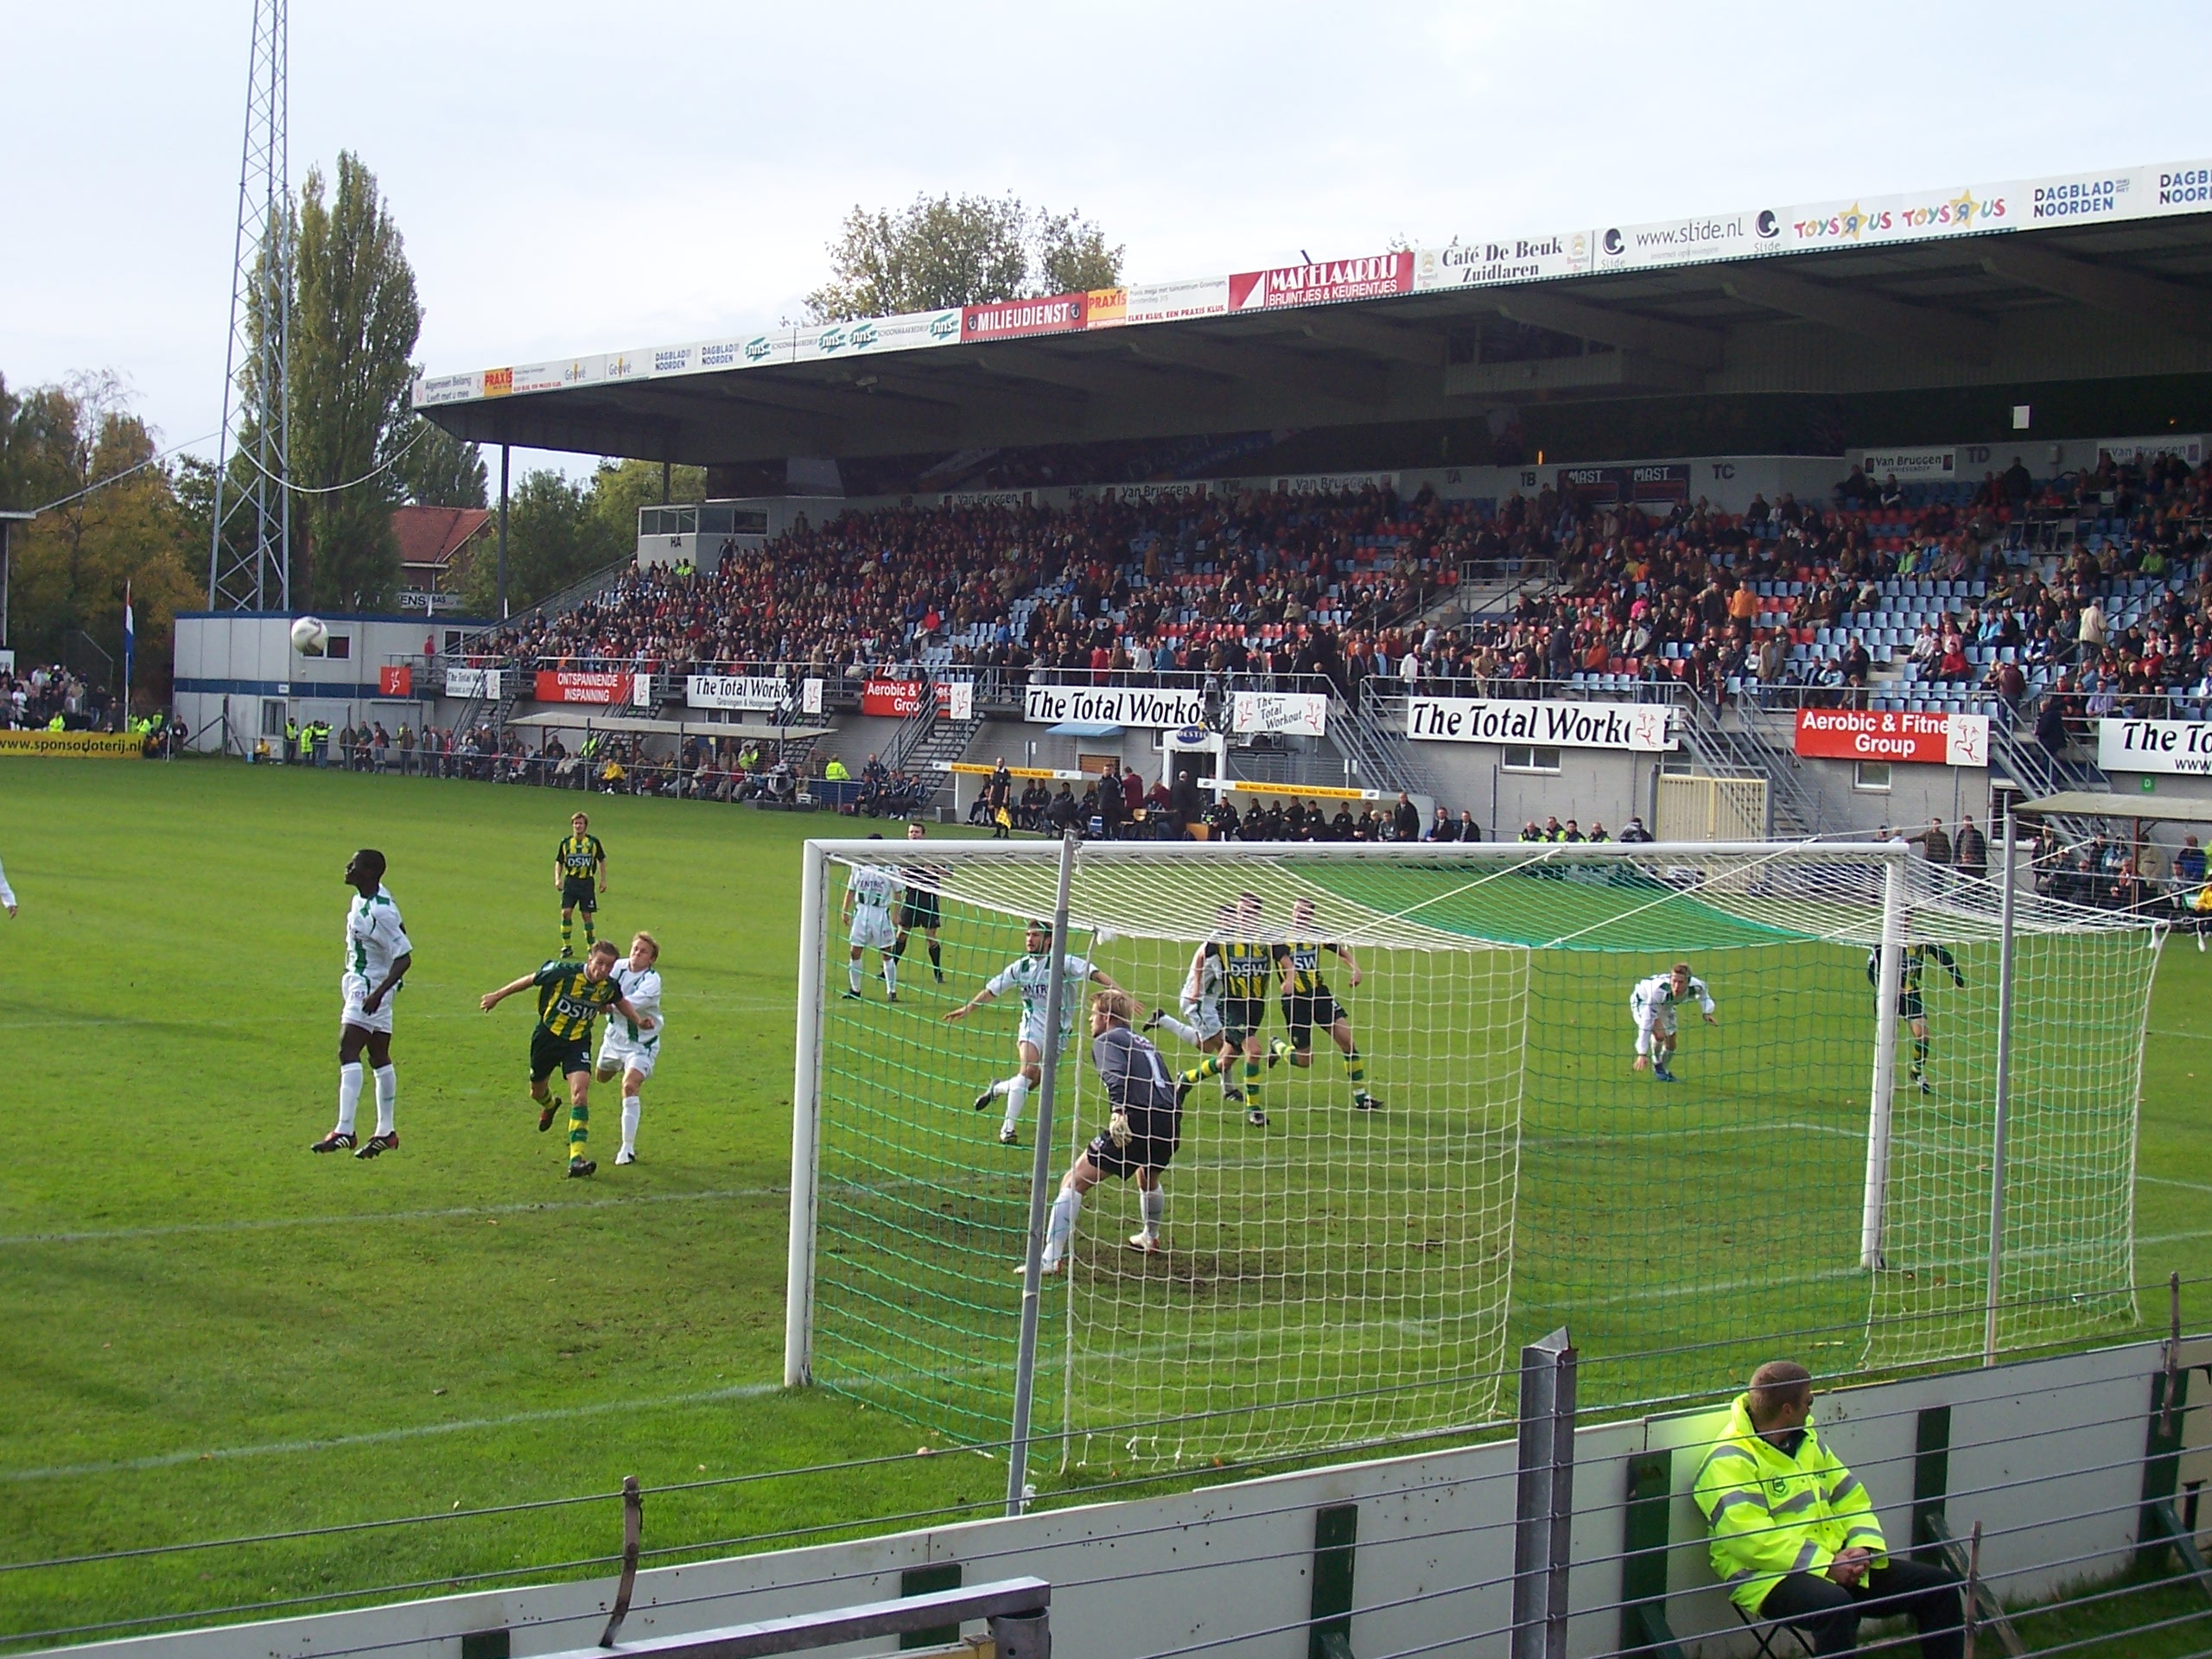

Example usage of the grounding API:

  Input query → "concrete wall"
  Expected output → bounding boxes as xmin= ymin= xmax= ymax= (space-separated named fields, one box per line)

xmin=54 ymin=1338 xmax=2183 ymax=1659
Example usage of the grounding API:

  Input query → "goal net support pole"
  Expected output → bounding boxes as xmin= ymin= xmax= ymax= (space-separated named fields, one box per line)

xmin=785 ymin=840 xmax=830 ymax=1388
xmin=1005 ymin=835 xmax=1078 ymax=1517
xmin=1983 ymin=811 xmax=2019 ymax=1365
xmin=1860 ymin=845 xmax=1908 ymax=1270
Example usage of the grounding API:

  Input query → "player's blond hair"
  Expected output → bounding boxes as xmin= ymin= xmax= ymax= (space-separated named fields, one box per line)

xmin=632 ymin=931 xmax=659 ymax=961
xmin=1092 ymin=988 xmax=1141 ymax=1026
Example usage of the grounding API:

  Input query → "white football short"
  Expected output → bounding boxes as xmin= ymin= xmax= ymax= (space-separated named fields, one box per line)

xmin=1180 ymin=998 xmax=1226 ymax=1042
xmin=341 ymin=972 xmax=395 ymax=1034
xmin=597 ymin=1028 xmax=658 ymax=1081
xmin=1017 ymin=1010 xmax=1079 ymax=1054
xmin=849 ymin=910 xmax=897 ymax=952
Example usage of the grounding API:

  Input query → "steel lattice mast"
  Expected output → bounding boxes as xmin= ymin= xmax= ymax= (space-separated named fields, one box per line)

xmin=207 ymin=0 xmax=291 ymax=613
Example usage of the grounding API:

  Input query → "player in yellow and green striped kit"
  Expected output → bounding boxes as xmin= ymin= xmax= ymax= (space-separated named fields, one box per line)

xmin=480 ymin=939 xmax=653 ymax=1177
xmin=554 ymin=812 xmax=608 ymax=955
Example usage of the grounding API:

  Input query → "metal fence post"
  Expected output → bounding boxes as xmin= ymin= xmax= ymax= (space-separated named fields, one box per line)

xmin=1511 ymin=1326 xmax=1576 ymax=1659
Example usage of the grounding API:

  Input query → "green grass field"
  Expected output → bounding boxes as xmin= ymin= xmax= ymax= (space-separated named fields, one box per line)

xmin=3 ymin=761 xmax=2209 ymax=1645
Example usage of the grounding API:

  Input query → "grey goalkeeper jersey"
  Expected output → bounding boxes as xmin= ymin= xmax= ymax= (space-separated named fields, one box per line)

xmin=1090 ymin=1024 xmax=1178 ymax=1113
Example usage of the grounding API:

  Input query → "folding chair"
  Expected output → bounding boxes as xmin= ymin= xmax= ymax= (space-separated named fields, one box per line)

xmin=1732 ymin=1600 xmax=1817 ymax=1657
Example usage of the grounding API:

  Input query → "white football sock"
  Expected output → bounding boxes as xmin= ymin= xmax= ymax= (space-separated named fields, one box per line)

xmin=1139 ymin=1187 xmax=1166 ymax=1236
xmin=1154 ymin=1012 xmax=1199 ymax=1045
xmin=372 ymin=1065 xmax=397 ymax=1136
xmin=336 ymin=1062 xmax=364 ymax=1135
xmin=881 ymin=956 xmax=898 ymax=996
xmin=1039 ymin=1186 xmax=1083 ymax=1269
xmin=620 ymin=1095 xmax=641 ymax=1154
xmin=1002 ymin=1076 xmax=1030 ymax=1134
xmin=848 ymin=959 xmax=862 ymax=995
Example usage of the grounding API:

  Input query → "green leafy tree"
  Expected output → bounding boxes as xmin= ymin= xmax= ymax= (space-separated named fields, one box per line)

xmin=4 ymin=372 xmax=201 ymax=702
xmin=454 ymin=458 xmax=708 ymax=620
xmin=289 ymin=151 xmax=423 ymax=610
xmin=396 ymin=416 xmax=487 ymax=509
xmin=806 ymin=194 xmax=1123 ymax=322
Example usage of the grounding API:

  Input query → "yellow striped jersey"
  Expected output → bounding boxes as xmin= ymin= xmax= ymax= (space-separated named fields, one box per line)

xmin=557 ymin=833 xmax=606 ymax=879
xmin=1220 ymin=940 xmax=1274 ymax=1001
xmin=533 ymin=959 xmax=622 ymax=1039
xmin=1274 ymin=938 xmax=1343 ymax=996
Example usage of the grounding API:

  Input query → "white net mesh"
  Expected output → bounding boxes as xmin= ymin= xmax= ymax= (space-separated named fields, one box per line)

xmin=798 ymin=838 xmax=2158 ymax=1470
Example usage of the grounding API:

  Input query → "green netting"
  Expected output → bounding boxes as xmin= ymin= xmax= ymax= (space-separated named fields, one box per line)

xmin=800 ymin=842 xmax=2157 ymax=1473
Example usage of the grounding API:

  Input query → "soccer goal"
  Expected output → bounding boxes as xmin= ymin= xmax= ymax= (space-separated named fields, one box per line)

xmin=783 ymin=836 xmax=2159 ymax=1473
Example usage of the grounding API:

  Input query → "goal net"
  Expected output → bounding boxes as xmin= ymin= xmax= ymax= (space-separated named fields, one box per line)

xmin=785 ymin=838 xmax=2158 ymax=1471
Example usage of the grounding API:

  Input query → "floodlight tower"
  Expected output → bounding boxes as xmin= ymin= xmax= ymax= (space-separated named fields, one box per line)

xmin=207 ymin=0 xmax=292 ymax=613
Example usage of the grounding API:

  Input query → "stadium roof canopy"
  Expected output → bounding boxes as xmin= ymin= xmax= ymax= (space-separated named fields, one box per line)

xmin=416 ymin=160 xmax=2212 ymax=467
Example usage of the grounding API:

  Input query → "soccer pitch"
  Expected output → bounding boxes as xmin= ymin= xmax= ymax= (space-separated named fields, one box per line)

xmin=3 ymin=762 xmax=2210 ymax=1638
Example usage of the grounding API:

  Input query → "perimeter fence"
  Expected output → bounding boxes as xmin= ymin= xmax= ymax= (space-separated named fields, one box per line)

xmin=4 ymin=1276 xmax=2208 ymax=1659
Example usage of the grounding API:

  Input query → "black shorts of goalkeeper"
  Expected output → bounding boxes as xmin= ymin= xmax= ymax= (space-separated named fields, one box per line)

xmin=1088 ymin=1101 xmax=1182 ymax=1179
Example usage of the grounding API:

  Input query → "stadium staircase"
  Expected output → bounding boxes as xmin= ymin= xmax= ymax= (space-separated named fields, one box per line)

xmin=1326 ymin=691 xmax=1446 ymax=805
xmin=1677 ymin=700 xmax=1821 ymax=838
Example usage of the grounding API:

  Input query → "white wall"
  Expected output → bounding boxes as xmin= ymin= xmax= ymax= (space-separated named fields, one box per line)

xmin=49 ymin=1338 xmax=2179 ymax=1659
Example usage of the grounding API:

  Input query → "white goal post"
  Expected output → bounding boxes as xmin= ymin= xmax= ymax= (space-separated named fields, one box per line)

xmin=783 ymin=834 xmax=2158 ymax=1470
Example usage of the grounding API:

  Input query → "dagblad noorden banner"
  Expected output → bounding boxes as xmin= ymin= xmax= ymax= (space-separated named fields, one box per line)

xmin=1407 ymin=696 xmax=1675 ymax=751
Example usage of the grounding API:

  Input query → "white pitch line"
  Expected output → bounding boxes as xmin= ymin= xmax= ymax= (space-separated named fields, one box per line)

xmin=2138 ymin=1174 xmax=2212 ymax=1197
xmin=0 ymin=1187 xmax=784 ymax=1247
xmin=0 ymin=1382 xmax=785 ymax=1483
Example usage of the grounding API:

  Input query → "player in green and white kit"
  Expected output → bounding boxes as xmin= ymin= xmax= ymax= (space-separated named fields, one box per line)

xmin=945 ymin=920 xmax=1121 ymax=1146
xmin=594 ymin=931 xmax=664 ymax=1164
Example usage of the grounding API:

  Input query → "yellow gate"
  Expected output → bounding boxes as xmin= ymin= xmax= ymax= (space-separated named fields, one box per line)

xmin=1656 ymin=772 xmax=1767 ymax=841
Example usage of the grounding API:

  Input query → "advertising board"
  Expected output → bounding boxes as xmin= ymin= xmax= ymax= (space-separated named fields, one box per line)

xmin=442 ymin=666 xmax=505 ymax=699
xmin=685 ymin=674 xmax=792 ymax=712
xmin=962 ymin=294 xmax=1087 ymax=342
xmin=377 ymin=665 xmax=414 ymax=697
xmin=861 ymin=678 xmax=926 ymax=717
xmin=1793 ymin=709 xmax=1989 ymax=767
xmin=1413 ymin=234 xmax=1590 ymax=289
xmin=1230 ymin=690 xmax=1329 ymax=737
xmin=2097 ymin=716 xmax=2212 ymax=775
xmin=0 ymin=730 xmax=145 ymax=758
xmin=533 ymin=670 xmax=636 ymax=705
xmin=1853 ymin=448 xmax=1957 ymax=480
xmin=1229 ymin=252 xmax=1411 ymax=311
xmin=1406 ymin=697 xmax=1675 ymax=751
xmin=1023 ymin=684 xmax=1208 ymax=729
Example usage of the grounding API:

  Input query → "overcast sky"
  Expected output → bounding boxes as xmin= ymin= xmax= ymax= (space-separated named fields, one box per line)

xmin=4 ymin=0 xmax=2209 ymax=488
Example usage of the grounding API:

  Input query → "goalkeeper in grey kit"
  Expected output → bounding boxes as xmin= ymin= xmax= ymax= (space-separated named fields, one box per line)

xmin=1032 ymin=989 xmax=1185 ymax=1275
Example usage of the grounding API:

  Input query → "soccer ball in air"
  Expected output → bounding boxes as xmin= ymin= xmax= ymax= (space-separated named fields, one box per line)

xmin=290 ymin=616 xmax=330 ymax=656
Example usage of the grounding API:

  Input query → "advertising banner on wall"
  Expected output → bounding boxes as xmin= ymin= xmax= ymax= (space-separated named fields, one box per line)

xmin=1412 ymin=234 xmax=1591 ymax=289
xmin=801 ymin=677 xmax=823 ymax=715
xmin=377 ymin=665 xmax=414 ymax=697
xmin=1231 ymin=690 xmax=1329 ymax=737
xmin=533 ymin=670 xmax=636 ymax=705
xmin=1023 ymin=683 xmax=1209 ymax=729
xmin=2096 ymin=435 xmax=2205 ymax=468
xmin=1124 ymin=276 xmax=1230 ymax=324
xmin=685 ymin=674 xmax=791 ymax=712
xmin=1794 ymin=709 xmax=1989 ymax=767
xmin=2096 ymin=716 xmax=2212 ymax=775
xmin=945 ymin=681 xmax=975 ymax=721
xmin=793 ymin=308 xmax=962 ymax=364
xmin=861 ymin=678 xmax=926 ymax=717
xmin=1407 ymin=697 xmax=1675 ymax=751
xmin=962 ymin=293 xmax=1088 ymax=342
xmin=1229 ymin=252 xmax=1412 ymax=311
xmin=1556 ymin=463 xmax=1693 ymax=506
xmin=0 ymin=729 xmax=146 ymax=758
xmin=442 ymin=666 xmax=505 ymax=699
xmin=1852 ymin=448 xmax=1956 ymax=480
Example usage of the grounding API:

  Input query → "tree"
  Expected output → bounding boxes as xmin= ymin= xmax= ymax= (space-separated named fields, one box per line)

xmin=289 ymin=151 xmax=423 ymax=610
xmin=3 ymin=372 xmax=201 ymax=705
xmin=806 ymin=194 xmax=1124 ymax=322
xmin=454 ymin=458 xmax=708 ymax=620
xmin=397 ymin=416 xmax=487 ymax=509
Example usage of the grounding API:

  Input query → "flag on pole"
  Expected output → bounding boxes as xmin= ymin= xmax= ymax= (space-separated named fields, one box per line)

xmin=123 ymin=582 xmax=135 ymax=714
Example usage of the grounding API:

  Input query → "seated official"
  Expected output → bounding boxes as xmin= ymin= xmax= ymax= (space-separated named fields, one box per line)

xmin=1695 ymin=1360 xmax=1963 ymax=1659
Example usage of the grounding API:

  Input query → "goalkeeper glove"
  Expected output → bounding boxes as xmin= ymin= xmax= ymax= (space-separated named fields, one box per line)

xmin=1107 ymin=1109 xmax=1132 ymax=1149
